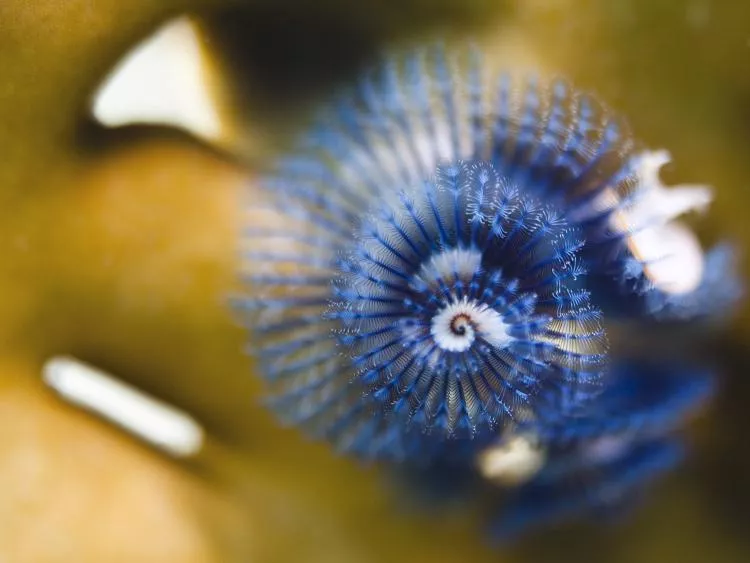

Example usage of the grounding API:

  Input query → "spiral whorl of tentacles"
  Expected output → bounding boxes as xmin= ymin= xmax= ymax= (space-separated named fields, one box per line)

xmin=243 ymin=158 xmax=607 ymax=460
xmin=238 ymin=43 xmax=738 ymax=535
xmin=331 ymin=161 xmax=607 ymax=441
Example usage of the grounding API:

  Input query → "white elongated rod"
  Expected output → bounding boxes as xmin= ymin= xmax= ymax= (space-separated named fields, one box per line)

xmin=43 ymin=356 xmax=204 ymax=458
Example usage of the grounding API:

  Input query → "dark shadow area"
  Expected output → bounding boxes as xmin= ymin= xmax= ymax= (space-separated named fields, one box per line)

xmin=691 ymin=336 xmax=750 ymax=548
xmin=197 ymin=2 xmax=511 ymax=125
xmin=75 ymin=119 xmax=241 ymax=165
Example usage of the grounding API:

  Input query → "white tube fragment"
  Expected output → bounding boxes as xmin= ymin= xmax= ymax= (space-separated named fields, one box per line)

xmin=477 ymin=435 xmax=545 ymax=486
xmin=42 ymin=356 xmax=204 ymax=458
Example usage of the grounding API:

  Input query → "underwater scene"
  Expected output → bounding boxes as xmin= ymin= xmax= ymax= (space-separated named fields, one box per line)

xmin=1 ymin=1 xmax=749 ymax=561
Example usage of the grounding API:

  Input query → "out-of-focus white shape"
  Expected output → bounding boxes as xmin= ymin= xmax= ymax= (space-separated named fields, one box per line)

xmin=43 ymin=356 xmax=204 ymax=458
xmin=617 ymin=150 xmax=712 ymax=295
xmin=584 ymin=434 xmax=631 ymax=464
xmin=92 ymin=16 xmax=221 ymax=142
xmin=477 ymin=435 xmax=545 ymax=486
xmin=629 ymin=150 xmax=713 ymax=226
xmin=629 ymin=221 xmax=705 ymax=295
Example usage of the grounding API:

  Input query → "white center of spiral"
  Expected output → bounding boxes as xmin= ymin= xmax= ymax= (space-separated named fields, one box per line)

xmin=430 ymin=296 xmax=513 ymax=353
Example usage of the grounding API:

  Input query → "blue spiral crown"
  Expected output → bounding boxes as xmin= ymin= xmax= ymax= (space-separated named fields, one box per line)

xmin=239 ymin=43 xmax=737 ymax=462
xmin=242 ymin=159 xmax=607 ymax=460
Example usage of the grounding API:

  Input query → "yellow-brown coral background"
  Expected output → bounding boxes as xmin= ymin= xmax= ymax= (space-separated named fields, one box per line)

xmin=1 ymin=1 xmax=749 ymax=561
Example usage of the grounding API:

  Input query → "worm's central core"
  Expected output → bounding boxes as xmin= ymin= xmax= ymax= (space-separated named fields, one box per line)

xmin=430 ymin=295 xmax=512 ymax=353
xmin=450 ymin=313 xmax=472 ymax=336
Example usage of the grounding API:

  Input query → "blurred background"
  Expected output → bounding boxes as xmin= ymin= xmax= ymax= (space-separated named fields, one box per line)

xmin=1 ymin=0 xmax=749 ymax=561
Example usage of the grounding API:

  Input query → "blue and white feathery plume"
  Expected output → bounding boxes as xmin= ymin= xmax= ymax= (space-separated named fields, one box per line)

xmin=482 ymin=361 xmax=716 ymax=539
xmin=238 ymin=43 xmax=736 ymax=463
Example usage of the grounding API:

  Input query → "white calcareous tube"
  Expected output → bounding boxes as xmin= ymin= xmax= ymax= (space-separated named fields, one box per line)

xmin=43 ymin=356 xmax=204 ymax=458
